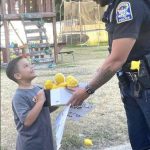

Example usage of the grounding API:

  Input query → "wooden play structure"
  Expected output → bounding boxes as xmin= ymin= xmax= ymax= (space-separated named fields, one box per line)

xmin=0 ymin=0 xmax=58 ymax=63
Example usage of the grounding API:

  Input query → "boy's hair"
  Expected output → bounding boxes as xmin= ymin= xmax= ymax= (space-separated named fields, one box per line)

xmin=6 ymin=56 xmax=23 ymax=83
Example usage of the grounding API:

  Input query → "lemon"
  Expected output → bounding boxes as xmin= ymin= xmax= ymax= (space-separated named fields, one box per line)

xmin=67 ymin=77 xmax=78 ymax=87
xmin=55 ymin=73 xmax=65 ymax=84
xmin=52 ymin=84 xmax=59 ymax=89
xmin=44 ymin=80 xmax=53 ymax=89
xmin=84 ymin=138 xmax=93 ymax=147
xmin=57 ymin=82 xmax=67 ymax=88
xmin=66 ymin=75 xmax=75 ymax=82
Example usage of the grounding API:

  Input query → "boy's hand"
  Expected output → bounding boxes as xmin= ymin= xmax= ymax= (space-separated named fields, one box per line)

xmin=36 ymin=90 xmax=46 ymax=104
xmin=24 ymin=89 xmax=46 ymax=127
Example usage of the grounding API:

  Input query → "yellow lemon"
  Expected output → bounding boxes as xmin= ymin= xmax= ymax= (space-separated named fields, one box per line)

xmin=57 ymin=82 xmax=67 ymax=88
xmin=44 ymin=80 xmax=53 ymax=89
xmin=84 ymin=138 xmax=93 ymax=147
xmin=67 ymin=78 xmax=78 ymax=87
xmin=66 ymin=75 xmax=75 ymax=82
xmin=55 ymin=73 xmax=65 ymax=84
xmin=52 ymin=84 xmax=59 ymax=89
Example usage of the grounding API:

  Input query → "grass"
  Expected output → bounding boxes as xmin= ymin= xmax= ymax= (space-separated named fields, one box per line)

xmin=1 ymin=46 xmax=129 ymax=150
xmin=65 ymin=42 xmax=108 ymax=48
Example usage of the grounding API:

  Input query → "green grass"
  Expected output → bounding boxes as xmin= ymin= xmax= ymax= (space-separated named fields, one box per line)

xmin=58 ymin=46 xmax=108 ymax=65
xmin=65 ymin=42 xmax=108 ymax=48
xmin=61 ymin=134 xmax=83 ymax=150
xmin=0 ymin=147 xmax=7 ymax=150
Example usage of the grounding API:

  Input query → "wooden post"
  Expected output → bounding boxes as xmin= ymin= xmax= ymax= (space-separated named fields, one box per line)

xmin=97 ymin=4 xmax=100 ymax=46
xmin=26 ymin=0 xmax=31 ymax=12
xmin=59 ymin=0 xmax=64 ymax=35
xmin=37 ymin=0 xmax=43 ymax=12
xmin=45 ymin=0 xmax=51 ymax=12
xmin=31 ymin=0 xmax=38 ymax=12
xmin=3 ymin=21 xmax=10 ymax=63
xmin=0 ymin=0 xmax=1 ymax=14
xmin=26 ymin=0 xmax=38 ymax=13
xmin=79 ymin=1 xmax=82 ymax=46
xmin=2 ymin=0 xmax=10 ymax=63
xmin=52 ymin=0 xmax=58 ymax=63
xmin=2 ymin=0 xmax=6 ymax=14
xmin=10 ymin=0 xmax=16 ymax=14
xmin=1 ymin=48 xmax=7 ymax=63
xmin=42 ymin=0 xmax=45 ymax=12
xmin=7 ymin=0 xmax=11 ymax=14
xmin=71 ymin=2 xmax=73 ymax=45
xmin=19 ymin=0 xmax=25 ymax=13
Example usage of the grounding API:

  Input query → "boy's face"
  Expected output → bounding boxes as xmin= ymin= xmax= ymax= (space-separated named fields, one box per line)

xmin=14 ymin=58 xmax=36 ymax=82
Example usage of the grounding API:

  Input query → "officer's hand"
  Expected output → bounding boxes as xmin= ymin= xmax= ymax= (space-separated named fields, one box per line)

xmin=67 ymin=88 xmax=90 ymax=106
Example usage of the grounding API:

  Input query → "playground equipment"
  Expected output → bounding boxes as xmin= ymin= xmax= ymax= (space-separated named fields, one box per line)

xmin=59 ymin=0 xmax=108 ymax=46
xmin=0 ymin=0 xmax=58 ymax=63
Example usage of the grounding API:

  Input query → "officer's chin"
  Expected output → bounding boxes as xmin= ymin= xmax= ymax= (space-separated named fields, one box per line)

xmin=99 ymin=0 xmax=111 ymax=7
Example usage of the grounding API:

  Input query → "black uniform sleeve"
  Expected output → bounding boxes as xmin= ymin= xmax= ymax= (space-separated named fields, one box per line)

xmin=113 ymin=0 xmax=145 ymax=40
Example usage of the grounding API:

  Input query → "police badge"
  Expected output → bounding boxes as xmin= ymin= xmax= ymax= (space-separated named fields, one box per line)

xmin=116 ymin=2 xmax=133 ymax=24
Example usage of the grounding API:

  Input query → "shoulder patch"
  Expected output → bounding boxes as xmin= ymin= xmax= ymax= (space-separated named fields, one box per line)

xmin=116 ymin=2 xmax=133 ymax=24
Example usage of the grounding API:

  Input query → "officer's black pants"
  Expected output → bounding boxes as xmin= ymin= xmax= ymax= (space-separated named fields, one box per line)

xmin=119 ymin=81 xmax=150 ymax=150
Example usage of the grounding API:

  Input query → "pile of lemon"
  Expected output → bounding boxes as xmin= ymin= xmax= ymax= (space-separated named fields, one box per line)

xmin=44 ymin=73 xmax=79 ymax=90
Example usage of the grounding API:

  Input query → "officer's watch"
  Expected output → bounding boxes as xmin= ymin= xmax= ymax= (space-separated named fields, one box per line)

xmin=85 ymin=84 xmax=95 ymax=95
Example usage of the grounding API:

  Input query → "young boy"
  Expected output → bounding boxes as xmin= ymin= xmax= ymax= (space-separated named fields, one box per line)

xmin=6 ymin=56 xmax=55 ymax=150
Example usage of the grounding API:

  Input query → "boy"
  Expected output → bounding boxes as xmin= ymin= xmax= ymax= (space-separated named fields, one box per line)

xmin=6 ymin=56 xmax=54 ymax=150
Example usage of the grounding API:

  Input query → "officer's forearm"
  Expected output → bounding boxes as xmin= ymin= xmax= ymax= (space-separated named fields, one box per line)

xmin=89 ymin=56 xmax=124 ymax=90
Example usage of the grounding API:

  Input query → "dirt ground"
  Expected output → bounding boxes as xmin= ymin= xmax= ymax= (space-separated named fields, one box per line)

xmin=1 ymin=46 xmax=129 ymax=150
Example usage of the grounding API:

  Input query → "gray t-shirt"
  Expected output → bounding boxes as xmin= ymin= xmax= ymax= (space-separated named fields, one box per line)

xmin=12 ymin=85 xmax=54 ymax=150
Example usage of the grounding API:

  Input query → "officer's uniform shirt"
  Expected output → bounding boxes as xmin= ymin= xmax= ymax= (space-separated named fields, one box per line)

xmin=106 ymin=0 xmax=150 ymax=63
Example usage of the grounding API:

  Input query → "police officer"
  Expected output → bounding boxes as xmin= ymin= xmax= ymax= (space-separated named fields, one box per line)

xmin=68 ymin=0 xmax=150 ymax=150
